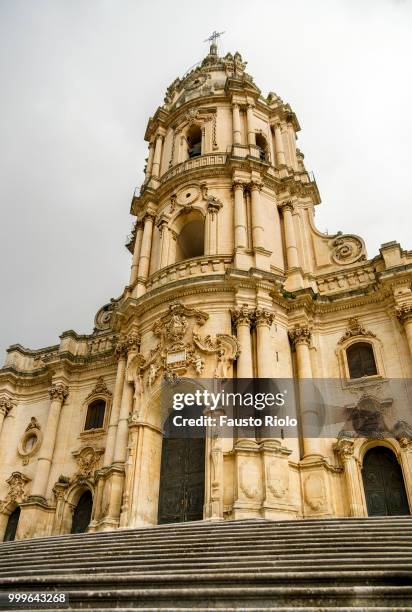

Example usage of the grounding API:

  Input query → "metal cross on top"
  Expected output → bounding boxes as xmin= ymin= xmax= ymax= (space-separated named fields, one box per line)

xmin=204 ymin=30 xmax=225 ymax=54
xmin=204 ymin=30 xmax=225 ymax=44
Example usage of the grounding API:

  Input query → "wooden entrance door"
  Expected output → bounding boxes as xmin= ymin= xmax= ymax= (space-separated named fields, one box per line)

xmin=71 ymin=490 xmax=93 ymax=533
xmin=3 ymin=507 xmax=20 ymax=542
xmin=362 ymin=446 xmax=410 ymax=516
xmin=158 ymin=437 xmax=205 ymax=524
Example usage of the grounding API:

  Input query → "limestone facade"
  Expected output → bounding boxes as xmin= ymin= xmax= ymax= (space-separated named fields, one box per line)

xmin=1 ymin=42 xmax=412 ymax=540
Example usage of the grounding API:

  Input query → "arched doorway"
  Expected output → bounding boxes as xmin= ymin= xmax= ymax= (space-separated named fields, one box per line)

xmin=158 ymin=437 xmax=205 ymax=524
xmin=70 ymin=490 xmax=93 ymax=533
xmin=362 ymin=446 xmax=409 ymax=516
xmin=3 ymin=506 xmax=20 ymax=542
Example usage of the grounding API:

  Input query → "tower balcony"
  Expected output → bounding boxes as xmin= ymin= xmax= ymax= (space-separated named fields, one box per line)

xmin=145 ymin=254 xmax=232 ymax=293
xmin=159 ymin=152 xmax=228 ymax=185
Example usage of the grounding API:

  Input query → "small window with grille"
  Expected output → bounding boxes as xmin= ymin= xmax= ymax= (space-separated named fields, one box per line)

xmin=347 ymin=342 xmax=378 ymax=379
xmin=84 ymin=399 xmax=106 ymax=430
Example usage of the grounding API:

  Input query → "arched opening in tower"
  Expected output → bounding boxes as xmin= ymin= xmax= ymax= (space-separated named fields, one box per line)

xmin=255 ymin=133 xmax=269 ymax=162
xmin=176 ymin=212 xmax=205 ymax=262
xmin=187 ymin=125 xmax=202 ymax=159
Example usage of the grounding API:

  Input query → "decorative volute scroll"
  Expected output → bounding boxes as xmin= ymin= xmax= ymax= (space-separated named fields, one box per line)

xmin=0 ymin=472 xmax=31 ymax=513
xmin=338 ymin=318 xmax=376 ymax=344
xmin=330 ymin=234 xmax=365 ymax=266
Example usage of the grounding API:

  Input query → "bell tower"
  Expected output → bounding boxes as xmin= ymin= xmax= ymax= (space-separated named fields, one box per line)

xmin=126 ymin=39 xmax=320 ymax=300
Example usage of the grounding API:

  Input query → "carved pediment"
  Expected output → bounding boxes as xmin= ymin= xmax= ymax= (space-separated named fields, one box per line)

xmin=0 ymin=471 xmax=30 ymax=512
xmin=338 ymin=318 xmax=376 ymax=344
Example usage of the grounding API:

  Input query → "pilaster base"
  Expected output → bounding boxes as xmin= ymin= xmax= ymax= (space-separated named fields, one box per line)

xmin=18 ymin=499 xmax=55 ymax=540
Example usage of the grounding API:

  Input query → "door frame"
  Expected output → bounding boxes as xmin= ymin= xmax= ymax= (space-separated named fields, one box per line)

xmin=352 ymin=438 xmax=412 ymax=516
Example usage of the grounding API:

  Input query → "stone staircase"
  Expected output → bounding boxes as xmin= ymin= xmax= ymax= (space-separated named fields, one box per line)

xmin=1 ymin=516 xmax=412 ymax=610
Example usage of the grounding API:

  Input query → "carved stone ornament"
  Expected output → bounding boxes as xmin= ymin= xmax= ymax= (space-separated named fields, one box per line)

xmin=85 ymin=377 xmax=112 ymax=403
xmin=0 ymin=472 xmax=30 ymax=513
xmin=49 ymin=383 xmax=69 ymax=403
xmin=288 ymin=325 xmax=311 ymax=346
xmin=94 ymin=300 xmax=118 ymax=331
xmin=72 ymin=446 xmax=104 ymax=481
xmin=25 ymin=417 xmax=40 ymax=431
xmin=0 ymin=394 xmax=14 ymax=416
xmin=231 ymin=306 xmax=255 ymax=328
xmin=130 ymin=302 xmax=239 ymax=387
xmin=395 ymin=303 xmax=412 ymax=324
xmin=255 ymin=309 xmax=275 ymax=328
xmin=266 ymin=461 xmax=289 ymax=499
xmin=115 ymin=330 xmax=141 ymax=358
xmin=330 ymin=234 xmax=365 ymax=265
xmin=304 ymin=473 xmax=326 ymax=512
xmin=334 ymin=437 xmax=355 ymax=460
xmin=239 ymin=462 xmax=260 ymax=499
xmin=338 ymin=318 xmax=376 ymax=344
xmin=18 ymin=419 xmax=42 ymax=463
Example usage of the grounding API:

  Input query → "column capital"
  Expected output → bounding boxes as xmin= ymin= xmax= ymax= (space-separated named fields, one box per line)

xmin=246 ymin=102 xmax=255 ymax=110
xmin=279 ymin=200 xmax=295 ymax=214
xmin=0 ymin=394 xmax=14 ymax=416
xmin=231 ymin=306 xmax=255 ymax=328
xmin=249 ymin=180 xmax=262 ymax=192
xmin=334 ymin=437 xmax=355 ymax=460
xmin=115 ymin=331 xmax=141 ymax=357
xmin=143 ymin=211 xmax=156 ymax=223
xmin=395 ymin=303 xmax=412 ymax=324
xmin=255 ymin=309 xmax=275 ymax=328
xmin=288 ymin=324 xmax=311 ymax=346
xmin=206 ymin=195 xmax=223 ymax=216
xmin=232 ymin=180 xmax=245 ymax=192
xmin=48 ymin=383 xmax=69 ymax=403
xmin=125 ymin=330 xmax=141 ymax=353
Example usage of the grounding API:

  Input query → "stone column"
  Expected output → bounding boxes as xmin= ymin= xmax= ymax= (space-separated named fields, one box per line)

xmin=233 ymin=181 xmax=247 ymax=250
xmin=157 ymin=220 xmax=170 ymax=270
xmin=274 ymin=123 xmax=286 ymax=166
xmin=334 ymin=437 xmax=366 ymax=517
xmin=255 ymin=309 xmax=275 ymax=378
xmin=396 ymin=304 xmax=412 ymax=358
xmin=151 ymin=134 xmax=164 ymax=178
xmin=103 ymin=342 xmax=128 ymax=468
xmin=289 ymin=325 xmax=322 ymax=459
xmin=246 ymin=104 xmax=256 ymax=146
xmin=31 ymin=383 xmax=69 ymax=500
xmin=231 ymin=306 xmax=254 ymax=378
xmin=281 ymin=202 xmax=299 ymax=270
xmin=205 ymin=198 xmax=221 ymax=256
xmin=137 ymin=213 xmax=155 ymax=282
xmin=0 ymin=395 xmax=13 ymax=439
xmin=113 ymin=376 xmax=135 ymax=465
xmin=144 ymin=142 xmax=155 ymax=180
xmin=232 ymin=103 xmax=241 ymax=144
xmin=250 ymin=182 xmax=264 ymax=251
xmin=129 ymin=221 xmax=144 ymax=285
xmin=287 ymin=123 xmax=298 ymax=169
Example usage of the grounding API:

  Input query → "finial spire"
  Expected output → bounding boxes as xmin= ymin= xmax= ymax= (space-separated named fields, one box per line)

xmin=204 ymin=30 xmax=225 ymax=55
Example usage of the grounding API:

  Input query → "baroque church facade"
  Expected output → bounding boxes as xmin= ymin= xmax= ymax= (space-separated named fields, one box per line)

xmin=1 ymin=41 xmax=412 ymax=541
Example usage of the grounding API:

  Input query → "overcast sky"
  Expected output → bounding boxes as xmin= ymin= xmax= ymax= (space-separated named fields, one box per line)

xmin=0 ymin=0 xmax=411 ymax=361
